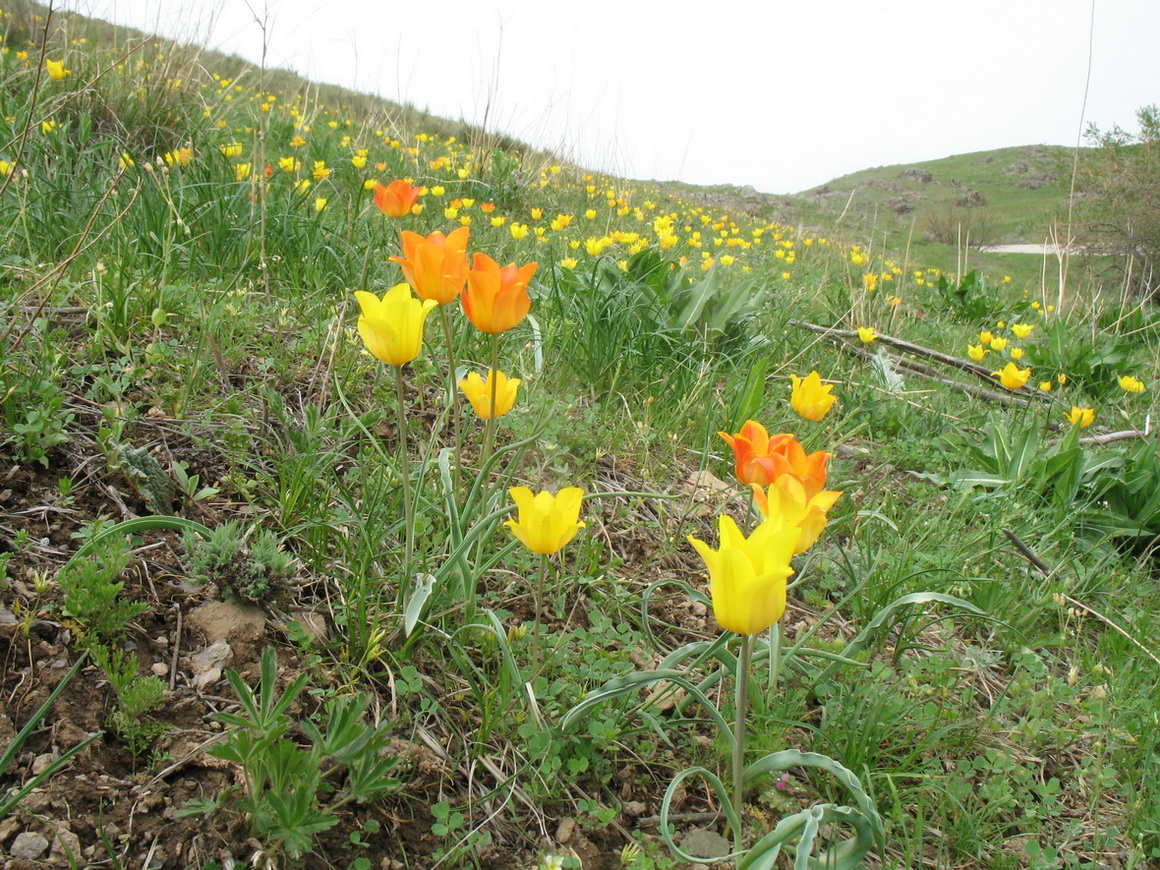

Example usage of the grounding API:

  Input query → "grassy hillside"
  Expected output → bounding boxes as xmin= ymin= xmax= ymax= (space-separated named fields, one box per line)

xmin=2 ymin=4 xmax=1158 ymax=870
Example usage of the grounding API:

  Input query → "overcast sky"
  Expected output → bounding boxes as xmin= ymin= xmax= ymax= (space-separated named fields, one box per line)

xmin=64 ymin=0 xmax=1159 ymax=194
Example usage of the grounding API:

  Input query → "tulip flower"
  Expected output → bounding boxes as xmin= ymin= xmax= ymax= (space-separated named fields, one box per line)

xmin=1063 ymin=407 xmax=1095 ymax=428
xmin=857 ymin=327 xmax=877 ymax=343
xmin=463 ymin=252 xmax=537 ymax=334
xmin=391 ymin=227 xmax=470 ymax=305
xmin=967 ymin=344 xmax=986 ymax=362
xmin=46 ymin=59 xmax=70 ymax=80
xmin=979 ymin=331 xmax=993 ymax=346
xmin=719 ymin=422 xmax=830 ymax=496
xmin=459 ymin=370 xmax=520 ymax=419
xmin=505 ymin=487 xmax=585 ymax=555
xmin=790 ymin=371 xmax=838 ymax=422
xmin=1011 ymin=323 xmax=1034 ymax=339
xmin=750 ymin=477 xmax=842 ymax=555
xmin=991 ymin=362 xmax=1031 ymax=390
xmin=990 ymin=337 xmax=1008 ymax=352
xmin=687 ymin=514 xmax=798 ymax=635
xmin=1118 ymin=375 xmax=1146 ymax=394
xmin=1039 ymin=381 xmax=1054 ymax=392
xmin=374 ymin=179 xmax=420 ymax=218
xmin=353 ymin=284 xmax=437 ymax=367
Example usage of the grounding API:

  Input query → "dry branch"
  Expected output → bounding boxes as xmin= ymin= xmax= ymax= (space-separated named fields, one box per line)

xmin=794 ymin=321 xmax=1041 ymax=407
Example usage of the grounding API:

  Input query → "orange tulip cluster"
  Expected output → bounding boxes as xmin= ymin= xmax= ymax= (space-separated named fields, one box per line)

xmin=355 ymin=182 xmax=538 ymax=419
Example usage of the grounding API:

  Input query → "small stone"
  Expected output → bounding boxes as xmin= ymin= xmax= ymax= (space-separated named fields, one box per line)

xmin=190 ymin=638 xmax=233 ymax=675
xmin=31 ymin=753 xmax=59 ymax=775
xmin=20 ymin=790 xmax=49 ymax=813
xmin=622 ymin=800 xmax=647 ymax=817
xmin=193 ymin=666 xmax=222 ymax=690
xmin=50 ymin=828 xmax=82 ymax=863
xmin=0 ymin=817 xmax=21 ymax=840
xmin=11 ymin=831 xmax=50 ymax=859
xmin=681 ymin=828 xmax=731 ymax=860
xmin=151 ymin=662 xmax=169 ymax=677
xmin=555 ymin=817 xmax=576 ymax=844
xmin=189 ymin=600 xmax=266 ymax=645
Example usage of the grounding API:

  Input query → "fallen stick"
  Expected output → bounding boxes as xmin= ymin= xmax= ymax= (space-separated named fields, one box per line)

xmin=791 ymin=320 xmax=994 ymax=380
xmin=811 ymin=327 xmax=1038 ymax=407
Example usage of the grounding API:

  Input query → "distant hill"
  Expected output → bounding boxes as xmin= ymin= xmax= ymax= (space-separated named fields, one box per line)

xmin=659 ymin=145 xmax=1081 ymax=252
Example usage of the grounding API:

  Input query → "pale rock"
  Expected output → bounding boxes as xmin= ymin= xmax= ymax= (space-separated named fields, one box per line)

xmin=193 ymin=666 xmax=222 ymax=690
xmin=10 ymin=831 xmax=50 ymax=859
xmin=31 ymin=753 xmax=59 ymax=775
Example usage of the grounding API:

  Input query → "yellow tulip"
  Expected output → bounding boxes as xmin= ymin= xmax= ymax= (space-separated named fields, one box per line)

xmin=979 ymin=331 xmax=993 ymax=346
xmin=1118 ymin=375 xmax=1146 ymax=394
xmin=990 ymin=336 xmax=1008 ymax=352
xmin=790 ymin=371 xmax=837 ymax=422
xmin=505 ymin=487 xmax=585 ymax=555
xmin=1063 ymin=407 xmax=1094 ymax=428
xmin=750 ymin=477 xmax=842 ymax=555
xmin=857 ymin=327 xmax=877 ymax=343
xmin=46 ymin=58 xmax=70 ymax=80
xmin=1011 ymin=323 xmax=1033 ymax=339
xmin=687 ymin=514 xmax=798 ymax=635
xmin=353 ymin=284 xmax=437 ymax=367
xmin=991 ymin=362 xmax=1031 ymax=390
xmin=459 ymin=370 xmax=520 ymax=419
xmin=967 ymin=344 xmax=986 ymax=362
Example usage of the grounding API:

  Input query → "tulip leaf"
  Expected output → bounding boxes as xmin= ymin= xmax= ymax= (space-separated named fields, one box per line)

xmin=65 ymin=515 xmax=215 ymax=568
xmin=1006 ymin=426 xmax=1040 ymax=480
xmin=942 ymin=470 xmax=1011 ymax=490
xmin=561 ymin=669 xmax=735 ymax=749
xmin=658 ymin=766 xmax=740 ymax=864
xmin=403 ymin=573 xmax=437 ymax=637
xmin=727 ymin=356 xmax=771 ymax=432
xmin=870 ymin=349 xmax=905 ymax=393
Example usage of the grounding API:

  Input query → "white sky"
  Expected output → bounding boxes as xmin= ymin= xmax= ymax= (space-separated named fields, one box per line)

xmin=64 ymin=0 xmax=1159 ymax=194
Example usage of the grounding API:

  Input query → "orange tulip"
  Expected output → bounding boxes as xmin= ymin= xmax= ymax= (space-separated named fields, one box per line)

xmin=390 ymin=227 xmax=470 ymax=305
xmin=719 ymin=422 xmax=830 ymax=497
xmin=374 ymin=179 xmax=420 ymax=218
xmin=462 ymin=252 xmax=537 ymax=334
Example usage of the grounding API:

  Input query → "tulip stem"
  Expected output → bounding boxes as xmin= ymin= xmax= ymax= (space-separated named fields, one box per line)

xmin=394 ymin=364 xmax=414 ymax=586
xmin=532 ymin=554 xmax=549 ymax=668
xmin=732 ymin=631 xmax=757 ymax=856
xmin=440 ymin=306 xmax=462 ymax=492
xmin=481 ymin=334 xmax=500 ymax=467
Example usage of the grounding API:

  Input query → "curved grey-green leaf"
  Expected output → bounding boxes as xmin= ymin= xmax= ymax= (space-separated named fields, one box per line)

xmin=658 ymin=766 xmax=740 ymax=864
xmin=66 ymin=515 xmax=215 ymax=567
xmin=560 ymin=669 xmax=735 ymax=749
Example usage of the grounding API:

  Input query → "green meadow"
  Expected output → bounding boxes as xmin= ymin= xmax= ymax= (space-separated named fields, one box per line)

xmin=1 ymin=4 xmax=1158 ymax=869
